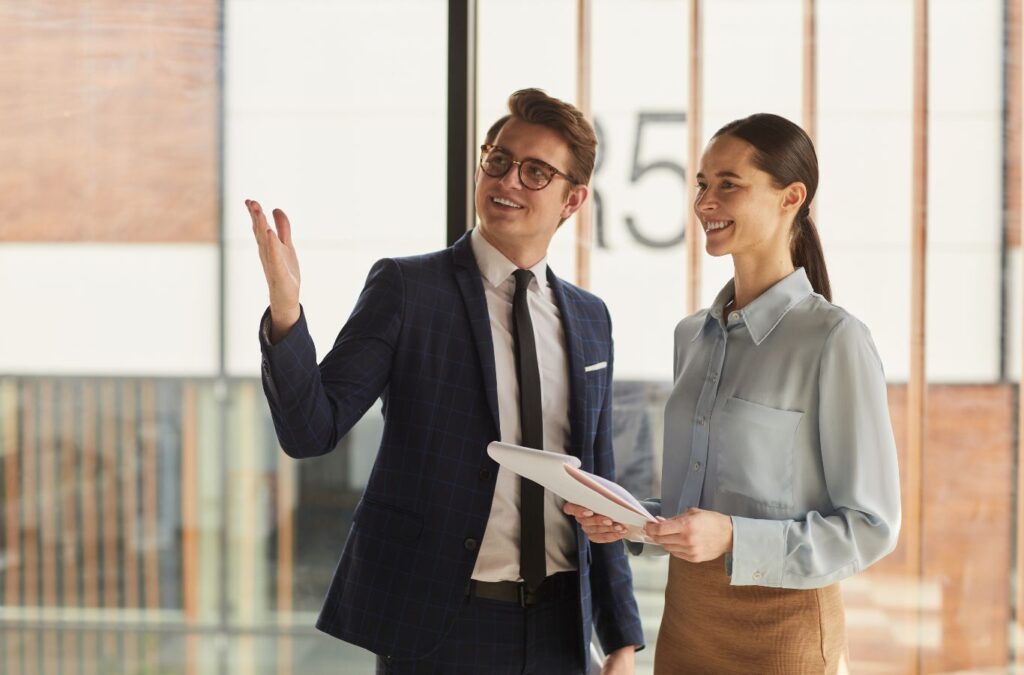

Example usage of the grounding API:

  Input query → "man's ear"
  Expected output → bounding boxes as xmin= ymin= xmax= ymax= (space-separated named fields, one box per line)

xmin=560 ymin=184 xmax=590 ymax=221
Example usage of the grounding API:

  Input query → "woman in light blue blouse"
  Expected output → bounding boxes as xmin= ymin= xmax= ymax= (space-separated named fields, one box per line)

xmin=565 ymin=113 xmax=901 ymax=673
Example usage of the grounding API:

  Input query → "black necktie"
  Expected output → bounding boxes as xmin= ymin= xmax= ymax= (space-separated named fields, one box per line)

xmin=512 ymin=269 xmax=546 ymax=591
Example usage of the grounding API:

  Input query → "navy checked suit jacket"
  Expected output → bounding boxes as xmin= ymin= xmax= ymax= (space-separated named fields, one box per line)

xmin=259 ymin=231 xmax=644 ymax=664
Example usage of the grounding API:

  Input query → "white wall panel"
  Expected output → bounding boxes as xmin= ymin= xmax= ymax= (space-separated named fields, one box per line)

xmin=0 ymin=244 xmax=218 ymax=375
xmin=223 ymin=0 xmax=448 ymax=376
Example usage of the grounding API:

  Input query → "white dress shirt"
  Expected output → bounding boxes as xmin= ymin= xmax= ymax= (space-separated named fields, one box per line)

xmin=469 ymin=227 xmax=578 ymax=582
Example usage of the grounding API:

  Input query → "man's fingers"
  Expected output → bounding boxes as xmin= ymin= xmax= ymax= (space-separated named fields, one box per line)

xmin=247 ymin=201 xmax=272 ymax=268
xmin=273 ymin=208 xmax=293 ymax=248
xmin=589 ymin=533 xmax=624 ymax=544
xmin=562 ymin=503 xmax=594 ymax=518
xmin=249 ymin=200 xmax=275 ymax=239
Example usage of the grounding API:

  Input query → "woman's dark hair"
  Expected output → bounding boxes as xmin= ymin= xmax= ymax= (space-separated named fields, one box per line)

xmin=712 ymin=113 xmax=832 ymax=302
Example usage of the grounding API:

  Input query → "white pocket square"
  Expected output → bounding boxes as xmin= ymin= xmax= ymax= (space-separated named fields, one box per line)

xmin=584 ymin=361 xmax=608 ymax=373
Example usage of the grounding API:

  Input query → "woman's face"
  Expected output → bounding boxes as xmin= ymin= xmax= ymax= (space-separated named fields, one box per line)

xmin=694 ymin=134 xmax=802 ymax=259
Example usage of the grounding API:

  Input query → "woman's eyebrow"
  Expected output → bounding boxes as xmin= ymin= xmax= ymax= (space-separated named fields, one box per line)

xmin=695 ymin=170 xmax=743 ymax=179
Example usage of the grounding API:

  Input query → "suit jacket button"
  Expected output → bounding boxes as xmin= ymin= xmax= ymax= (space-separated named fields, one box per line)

xmin=478 ymin=468 xmax=492 ymax=481
xmin=464 ymin=538 xmax=478 ymax=551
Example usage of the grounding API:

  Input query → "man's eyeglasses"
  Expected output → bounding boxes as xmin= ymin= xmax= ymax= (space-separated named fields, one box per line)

xmin=479 ymin=144 xmax=576 ymax=191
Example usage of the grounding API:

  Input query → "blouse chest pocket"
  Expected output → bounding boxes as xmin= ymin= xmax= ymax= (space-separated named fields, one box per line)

xmin=712 ymin=396 xmax=804 ymax=512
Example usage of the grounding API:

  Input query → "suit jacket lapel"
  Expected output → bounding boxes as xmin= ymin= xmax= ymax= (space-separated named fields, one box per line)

xmin=547 ymin=268 xmax=586 ymax=461
xmin=451 ymin=232 xmax=501 ymax=435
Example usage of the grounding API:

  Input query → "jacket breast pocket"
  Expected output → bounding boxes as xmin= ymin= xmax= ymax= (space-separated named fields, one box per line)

xmin=585 ymin=363 xmax=609 ymax=398
xmin=713 ymin=397 xmax=804 ymax=511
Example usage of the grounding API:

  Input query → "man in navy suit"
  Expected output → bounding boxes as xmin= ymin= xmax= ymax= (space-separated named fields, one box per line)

xmin=247 ymin=89 xmax=643 ymax=674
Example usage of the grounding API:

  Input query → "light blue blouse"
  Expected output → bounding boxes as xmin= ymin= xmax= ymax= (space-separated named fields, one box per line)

xmin=634 ymin=267 xmax=901 ymax=590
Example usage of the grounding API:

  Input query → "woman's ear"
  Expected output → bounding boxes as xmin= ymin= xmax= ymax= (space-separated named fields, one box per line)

xmin=781 ymin=182 xmax=807 ymax=213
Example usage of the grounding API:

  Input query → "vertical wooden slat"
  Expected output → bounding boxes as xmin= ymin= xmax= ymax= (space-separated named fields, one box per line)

xmin=81 ymin=383 xmax=99 ymax=675
xmin=1014 ymin=0 xmax=1024 ymax=662
xmin=276 ymin=445 xmax=295 ymax=675
xmin=60 ymin=382 xmax=80 ymax=670
xmin=686 ymin=0 xmax=703 ymax=314
xmin=38 ymin=380 xmax=58 ymax=669
xmin=42 ymin=627 xmax=58 ymax=674
xmin=21 ymin=381 xmax=38 ymax=672
xmin=181 ymin=383 xmax=199 ymax=623
xmin=575 ymin=0 xmax=593 ymax=290
xmin=141 ymin=381 xmax=160 ymax=614
xmin=908 ymin=0 xmax=929 ymax=672
xmin=277 ymin=636 xmax=293 ymax=675
xmin=802 ymin=0 xmax=817 ymax=223
xmin=38 ymin=381 xmax=58 ymax=671
xmin=276 ymin=452 xmax=295 ymax=619
xmin=2 ymin=380 xmax=21 ymax=675
xmin=83 ymin=628 xmax=98 ymax=675
xmin=236 ymin=383 xmax=260 ymax=619
xmin=22 ymin=381 xmax=38 ymax=613
xmin=236 ymin=383 xmax=261 ymax=675
xmin=1008 ymin=0 xmax=1022 ymax=252
xmin=185 ymin=633 xmax=200 ymax=675
xmin=121 ymin=380 xmax=140 ymax=612
xmin=60 ymin=382 xmax=80 ymax=607
xmin=99 ymin=381 xmax=118 ymax=657
xmin=39 ymin=380 xmax=57 ymax=618
xmin=802 ymin=0 xmax=817 ymax=143
xmin=81 ymin=382 xmax=99 ymax=609
xmin=121 ymin=380 xmax=139 ymax=668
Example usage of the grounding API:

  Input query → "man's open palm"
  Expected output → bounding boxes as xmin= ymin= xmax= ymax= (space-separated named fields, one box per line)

xmin=247 ymin=199 xmax=301 ymax=339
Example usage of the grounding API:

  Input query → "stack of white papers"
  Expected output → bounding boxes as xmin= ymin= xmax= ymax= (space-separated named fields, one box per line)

xmin=486 ymin=442 xmax=656 ymax=542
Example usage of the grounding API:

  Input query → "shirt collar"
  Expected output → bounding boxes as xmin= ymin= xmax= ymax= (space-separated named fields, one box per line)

xmin=470 ymin=226 xmax=548 ymax=290
xmin=697 ymin=267 xmax=814 ymax=345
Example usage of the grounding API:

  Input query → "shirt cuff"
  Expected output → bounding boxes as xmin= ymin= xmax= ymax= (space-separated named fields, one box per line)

xmin=259 ymin=305 xmax=307 ymax=353
xmin=729 ymin=515 xmax=787 ymax=586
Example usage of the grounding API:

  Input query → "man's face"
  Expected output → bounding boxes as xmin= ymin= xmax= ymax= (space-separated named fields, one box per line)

xmin=475 ymin=118 xmax=586 ymax=253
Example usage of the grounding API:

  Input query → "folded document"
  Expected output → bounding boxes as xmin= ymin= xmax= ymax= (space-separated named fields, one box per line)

xmin=486 ymin=441 xmax=656 ymax=542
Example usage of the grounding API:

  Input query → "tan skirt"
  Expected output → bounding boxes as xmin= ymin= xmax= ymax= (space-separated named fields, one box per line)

xmin=654 ymin=556 xmax=849 ymax=675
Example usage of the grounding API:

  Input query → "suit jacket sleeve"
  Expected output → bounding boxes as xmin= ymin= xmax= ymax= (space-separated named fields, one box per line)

xmin=259 ymin=258 xmax=404 ymax=457
xmin=587 ymin=304 xmax=646 ymax=654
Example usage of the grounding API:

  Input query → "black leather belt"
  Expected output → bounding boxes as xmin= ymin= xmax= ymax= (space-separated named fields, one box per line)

xmin=467 ymin=572 xmax=574 ymax=608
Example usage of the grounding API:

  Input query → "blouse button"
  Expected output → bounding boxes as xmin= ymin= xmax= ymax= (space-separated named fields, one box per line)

xmin=752 ymin=571 xmax=762 ymax=580
xmin=697 ymin=416 xmax=706 ymax=426
xmin=693 ymin=462 xmax=702 ymax=472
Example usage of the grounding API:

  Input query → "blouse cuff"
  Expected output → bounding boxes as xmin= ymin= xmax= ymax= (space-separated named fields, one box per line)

xmin=730 ymin=516 xmax=787 ymax=587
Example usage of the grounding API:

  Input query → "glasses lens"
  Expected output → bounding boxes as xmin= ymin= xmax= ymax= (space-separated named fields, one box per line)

xmin=520 ymin=160 xmax=555 ymax=189
xmin=481 ymin=150 xmax=511 ymax=177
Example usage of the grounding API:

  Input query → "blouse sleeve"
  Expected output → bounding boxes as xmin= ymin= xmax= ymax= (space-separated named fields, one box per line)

xmin=729 ymin=316 xmax=902 ymax=588
xmin=625 ymin=499 xmax=669 ymax=557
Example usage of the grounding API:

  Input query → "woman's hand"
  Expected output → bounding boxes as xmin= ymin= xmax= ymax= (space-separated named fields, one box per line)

xmin=644 ymin=508 xmax=733 ymax=562
xmin=562 ymin=503 xmax=628 ymax=544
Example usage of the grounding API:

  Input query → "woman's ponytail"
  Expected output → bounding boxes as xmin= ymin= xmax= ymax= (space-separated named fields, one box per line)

xmin=791 ymin=210 xmax=831 ymax=302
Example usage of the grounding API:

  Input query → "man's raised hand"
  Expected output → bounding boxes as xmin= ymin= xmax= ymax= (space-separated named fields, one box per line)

xmin=247 ymin=199 xmax=301 ymax=342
